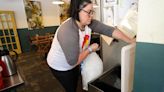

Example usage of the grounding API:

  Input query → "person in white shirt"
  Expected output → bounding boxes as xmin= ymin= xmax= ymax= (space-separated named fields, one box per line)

xmin=47 ymin=0 xmax=135 ymax=92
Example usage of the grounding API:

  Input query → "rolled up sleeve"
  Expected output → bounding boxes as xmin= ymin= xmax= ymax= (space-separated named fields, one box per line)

xmin=57 ymin=29 xmax=80 ymax=66
xmin=89 ymin=19 xmax=115 ymax=37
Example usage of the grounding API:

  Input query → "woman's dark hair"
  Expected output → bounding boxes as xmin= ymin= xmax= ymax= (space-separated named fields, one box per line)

xmin=68 ymin=0 xmax=92 ymax=21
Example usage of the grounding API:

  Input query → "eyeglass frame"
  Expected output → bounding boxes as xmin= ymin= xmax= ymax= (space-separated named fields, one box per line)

xmin=81 ymin=9 xmax=95 ymax=16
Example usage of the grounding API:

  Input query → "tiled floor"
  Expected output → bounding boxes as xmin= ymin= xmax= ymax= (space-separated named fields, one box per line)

xmin=15 ymin=52 xmax=84 ymax=92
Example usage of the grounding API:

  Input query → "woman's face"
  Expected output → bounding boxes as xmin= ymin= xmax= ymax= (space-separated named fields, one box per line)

xmin=79 ymin=3 xmax=94 ymax=26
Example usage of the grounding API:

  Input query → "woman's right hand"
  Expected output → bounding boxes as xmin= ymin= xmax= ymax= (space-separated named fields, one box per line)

xmin=89 ymin=43 xmax=99 ymax=52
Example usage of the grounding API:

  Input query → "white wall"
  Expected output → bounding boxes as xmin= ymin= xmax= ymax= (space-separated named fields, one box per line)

xmin=137 ymin=0 xmax=164 ymax=44
xmin=0 ymin=0 xmax=60 ymax=28
xmin=118 ymin=0 xmax=138 ymax=21
xmin=94 ymin=0 xmax=101 ymax=21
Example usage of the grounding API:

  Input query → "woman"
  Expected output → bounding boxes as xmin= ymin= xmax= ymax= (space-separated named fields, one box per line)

xmin=47 ymin=0 xmax=135 ymax=92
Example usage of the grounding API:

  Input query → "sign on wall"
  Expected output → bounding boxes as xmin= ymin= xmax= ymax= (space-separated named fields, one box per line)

xmin=24 ymin=0 xmax=44 ymax=30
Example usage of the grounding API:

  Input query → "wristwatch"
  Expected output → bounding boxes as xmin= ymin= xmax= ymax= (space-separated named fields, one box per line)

xmin=87 ymin=47 xmax=92 ymax=53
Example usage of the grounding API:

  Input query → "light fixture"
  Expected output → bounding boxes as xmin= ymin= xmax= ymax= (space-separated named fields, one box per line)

xmin=52 ymin=0 xmax=64 ymax=5
xmin=92 ymin=0 xmax=99 ymax=8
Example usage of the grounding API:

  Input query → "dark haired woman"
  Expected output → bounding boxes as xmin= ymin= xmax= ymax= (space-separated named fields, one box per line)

xmin=47 ymin=0 xmax=135 ymax=92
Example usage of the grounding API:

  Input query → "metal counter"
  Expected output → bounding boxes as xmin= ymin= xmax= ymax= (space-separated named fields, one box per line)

xmin=102 ymin=39 xmax=127 ymax=71
xmin=0 ymin=71 xmax=24 ymax=91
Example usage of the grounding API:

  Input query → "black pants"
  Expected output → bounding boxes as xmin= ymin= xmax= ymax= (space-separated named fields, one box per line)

xmin=50 ymin=66 xmax=80 ymax=92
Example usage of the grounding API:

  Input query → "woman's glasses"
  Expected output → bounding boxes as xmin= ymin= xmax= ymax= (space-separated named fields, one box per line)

xmin=81 ymin=9 xmax=95 ymax=16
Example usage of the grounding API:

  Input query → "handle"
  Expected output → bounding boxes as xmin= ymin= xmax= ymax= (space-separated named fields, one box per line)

xmin=11 ymin=50 xmax=18 ymax=62
xmin=113 ymin=39 xmax=119 ymax=42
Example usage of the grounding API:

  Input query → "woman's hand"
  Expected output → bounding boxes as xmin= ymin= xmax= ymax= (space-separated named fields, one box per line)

xmin=89 ymin=43 xmax=99 ymax=52
xmin=130 ymin=38 xmax=136 ymax=44
xmin=76 ymin=43 xmax=99 ymax=65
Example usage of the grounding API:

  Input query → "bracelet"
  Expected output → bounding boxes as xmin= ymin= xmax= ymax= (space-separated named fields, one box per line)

xmin=87 ymin=47 xmax=92 ymax=53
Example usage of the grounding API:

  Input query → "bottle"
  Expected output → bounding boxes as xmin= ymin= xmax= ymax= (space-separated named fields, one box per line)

xmin=0 ymin=59 xmax=8 ymax=77
xmin=0 ymin=50 xmax=18 ymax=76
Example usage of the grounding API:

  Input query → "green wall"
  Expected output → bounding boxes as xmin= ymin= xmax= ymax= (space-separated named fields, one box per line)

xmin=17 ymin=26 xmax=58 ymax=53
xmin=133 ymin=42 xmax=164 ymax=92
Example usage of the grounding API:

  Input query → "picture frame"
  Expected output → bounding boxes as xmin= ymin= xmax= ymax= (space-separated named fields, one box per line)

xmin=59 ymin=2 xmax=70 ymax=24
xmin=24 ymin=0 xmax=44 ymax=30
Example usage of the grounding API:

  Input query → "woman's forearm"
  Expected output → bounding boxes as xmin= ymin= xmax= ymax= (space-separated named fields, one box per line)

xmin=112 ymin=28 xmax=135 ymax=43
xmin=76 ymin=49 xmax=90 ymax=65
xmin=75 ymin=43 xmax=99 ymax=65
